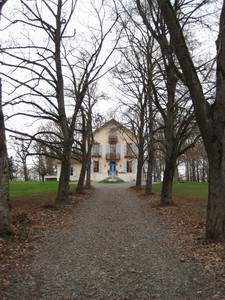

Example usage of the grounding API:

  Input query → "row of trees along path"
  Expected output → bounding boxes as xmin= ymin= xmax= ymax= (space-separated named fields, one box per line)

xmin=1 ymin=0 xmax=225 ymax=245
xmin=2 ymin=183 xmax=222 ymax=299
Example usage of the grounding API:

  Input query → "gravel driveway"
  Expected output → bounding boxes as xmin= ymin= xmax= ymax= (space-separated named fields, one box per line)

xmin=2 ymin=182 xmax=224 ymax=299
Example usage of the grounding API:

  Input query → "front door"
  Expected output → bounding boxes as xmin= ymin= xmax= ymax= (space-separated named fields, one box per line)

xmin=109 ymin=162 xmax=116 ymax=176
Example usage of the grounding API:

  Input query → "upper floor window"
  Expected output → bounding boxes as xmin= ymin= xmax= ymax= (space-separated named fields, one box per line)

xmin=108 ymin=128 xmax=118 ymax=143
xmin=92 ymin=143 xmax=102 ymax=156
xmin=124 ymin=143 xmax=135 ymax=157
xmin=127 ymin=143 xmax=133 ymax=156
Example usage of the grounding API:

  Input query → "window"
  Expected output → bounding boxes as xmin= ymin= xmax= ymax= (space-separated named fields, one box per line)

xmin=92 ymin=143 xmax=100 ymax=155
xmin=127 ymin=161 xmax=132 ymax=173
xmin=108 ymin=128 xmax=118 ymax=143
xmin=53 ymin=165 xmax=57 ymax=175
xmin=93 ymin=161 xmax=99 ymax=173
xmin=127 ymin=143 xmax=133 ymax=156
xmin=92 ymin=143 xmax=102 ymax=156
xmin=70 ymin=164 xmax=76 ymax=176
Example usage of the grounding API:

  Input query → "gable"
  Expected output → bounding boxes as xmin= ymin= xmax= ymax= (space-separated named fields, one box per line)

xmin=93 ymin=119 xmax=136 ymax=144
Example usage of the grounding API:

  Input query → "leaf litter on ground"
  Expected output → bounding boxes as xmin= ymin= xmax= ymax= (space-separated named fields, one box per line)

xmin=0 ymin=189 xmax=92 ymax=290
xmin=134 ymin=188 xmax=225 ymax=282
xmin=1 ymin=184 xmax=225 ymax=294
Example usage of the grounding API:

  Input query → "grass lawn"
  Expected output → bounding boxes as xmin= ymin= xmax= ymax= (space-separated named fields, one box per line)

xmin=152 ymin=181 xmax=208 ymax=200
xmin=9 ymin=181 xmax=76 ymax=200
xmin=151 ymin=181 xmax=208 ymax=233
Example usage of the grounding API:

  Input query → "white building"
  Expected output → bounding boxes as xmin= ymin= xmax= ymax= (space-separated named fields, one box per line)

xmin=46 ymin=119 xmax=138 ymax=182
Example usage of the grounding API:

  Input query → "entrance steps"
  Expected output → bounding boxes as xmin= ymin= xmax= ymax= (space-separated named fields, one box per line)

xmin=102 ymin=176 xmax=124 ymax=183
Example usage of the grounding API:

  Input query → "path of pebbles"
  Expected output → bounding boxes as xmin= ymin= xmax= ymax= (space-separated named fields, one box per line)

xmin=2 ymin=183 xmax=224 ymax=299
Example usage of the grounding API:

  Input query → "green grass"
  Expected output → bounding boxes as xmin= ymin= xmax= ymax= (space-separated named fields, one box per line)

xmin=152 ymin=181 xmax=208 ymax=201
xmin=9 ymin=181 xmax=76 ymax=200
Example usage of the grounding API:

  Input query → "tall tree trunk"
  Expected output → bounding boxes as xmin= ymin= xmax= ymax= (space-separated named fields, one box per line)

xmin=76 ymin=158 xmax=86 ymax=194
xmin=76 ymin=109 xmax=88 ymax=194
xmin=196 ymin=163 xmax=200 ymax=182
xmin=161 ymin=151 xmax=176 ymax=205
xmin=41 ymin=174 xmax=45 ymax=182
xmin=161 ymin=64 xmax=177 ymax=204
xmin=0 ymin=3 xmax=11 ymax=235
xmin=0 ymin=78 xmax=11 ymax=235
xmin=145 ymin=91 xmax=154 ymax=195
xmin=136 ymin=150 xmax=144 ymax=189
xmin=145 ymin=140 xmax=154 ymax=195
xmin=202 ymin=160 xmax=207 ymax=182
xmin=154 ymin=156 xmax=162 ymax=181
xmin=191 ymin=159 xmax=196 ymax=181
xmin=23 ymin=158 xmax=29 ymax=181
xmin=54 ymin=0 xmax=72 ymax=203
xmin=136 ymin=114 xmax=145 ymax=189
xmin=56 ymin=146 xmax=71 ymax=204
xmin=174 ymin=165 xmax=179 ymax=181
xmin=206 ymin=146 xmax=225 ymax=240
xmin=205 ymin=3 xmax=225 ymax=240
xmin=145 ymin=159 xmax=154 ymax=195
xmin=86 ymin=153 xmax=92 ymax=189
xmin=85 ymin=107 xmax=93 ymax=189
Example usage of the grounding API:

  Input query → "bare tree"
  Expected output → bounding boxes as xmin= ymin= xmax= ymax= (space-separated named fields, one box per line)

xmin=137 ymin=0 xmax=203 ymax=205
xmin=32 ymin=142 xmax=56 ymax=182
xmin=1 ymin=0 xmax=120 ymax=203
xmin=76 ymin=84 xmax=107 ymax=193
xmin=155 ymin=0 xmax=225 ymax=241
xmin=10 ymin=137 xmax=30 ymax=181
xmin=0 ymin=0 xmax=11 ymax=235
xmin=181 ymin=135 xmax=208 ymax=182
xmin=115 ymin=0 xmax=201 ymax=201
xmin=112 ymin=9 xmax=154 ymax=189
xmin=0 ymin=78 xmax=11 ymax=235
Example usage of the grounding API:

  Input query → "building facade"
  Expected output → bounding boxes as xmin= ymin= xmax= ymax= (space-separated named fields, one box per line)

xmin=89 ymin=119 xmax=137 ymax=182
xmin=48 ymin=119 xmax=137 ymax=182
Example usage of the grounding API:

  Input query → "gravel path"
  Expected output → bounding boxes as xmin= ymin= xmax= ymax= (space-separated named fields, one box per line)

xmin=2 ymin=183 xmax=224 ymax=299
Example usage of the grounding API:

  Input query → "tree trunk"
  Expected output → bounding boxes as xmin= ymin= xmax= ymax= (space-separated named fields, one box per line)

xmin=196 ymin=164 xmax=200 ymax=182
xmin=161 ymin=62 xmax=177 ymax=204
xmin=161 ymin=152 xmax=176 ymax=205
xmin=136 ymin=152 xmax=144 ymax=189
xmin=206 ymin=2 xmax=225 ymax=240
xmin=206 ymin=146 xmax=225 ymax=241
xmin=136 ymin=118 xmax=145 ymax=189
xmin=174 ymin=165 xmax=179 ymax=181
xmin=54 ymin=0 xmax=72 ymax=204
xmin=76 ymin=159 xmax=86 ymax=194
xmin=202 ymin=160 xmax=207 ymax=182
xmin=0 ymin=6 xmax=11 ymax=235
xmin=191 ymin=159 xmax=196 ymax=182
xmin=0 ymin=78 xmax=11 ymax=235
xmin=56 ymin=147 xmax=71 ymax=204
xmin=85 ymin=108 xmax=93 ymax=189
xmin=154 ymin=157 xmax=162 ymax=181
xmin=86 ymin=153 xmax=92 ymax=189
xmin=41 ymin=174 xmax=45 ymax=182
xmin=145 ymin=159 xmax=153 ymax=195
xmin=145 ymin=98 xmax=154 ymax=195
xmin=23 ymin=158 xmax=29 ymax=181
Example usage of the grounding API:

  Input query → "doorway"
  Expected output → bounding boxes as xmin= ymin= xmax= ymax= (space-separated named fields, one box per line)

xmin=109 ymin=162 xmax=116 ymax=176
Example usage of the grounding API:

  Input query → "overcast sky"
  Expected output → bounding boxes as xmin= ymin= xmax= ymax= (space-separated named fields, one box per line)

xmin=1 ymin=0 xmax=222 ymax=158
